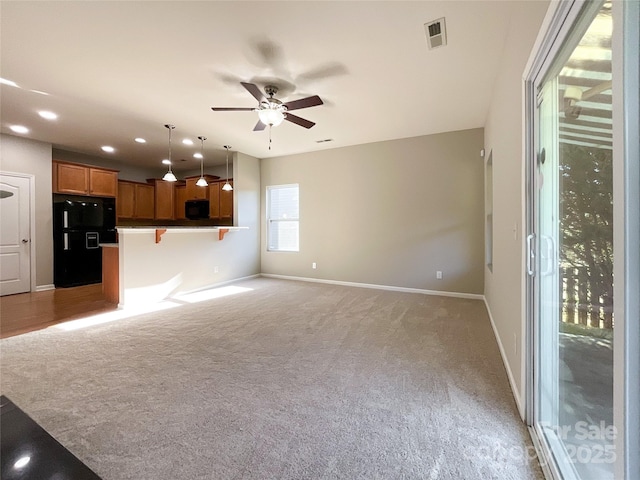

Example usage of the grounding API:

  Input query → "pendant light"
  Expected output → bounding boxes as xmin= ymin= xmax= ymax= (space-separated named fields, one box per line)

xmin=162 ymin=124 xmax=177 ymax=182
xmin=196 ymin=136 xmax=208 ymax=187
xmin=222 ymin=145 xmax=233 ymax=191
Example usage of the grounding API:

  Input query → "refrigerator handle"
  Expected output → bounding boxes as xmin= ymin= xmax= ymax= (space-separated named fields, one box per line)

xmin=63 ymin=210 xmax=69 ymax=228
xmin=64 ymin=233 xmax=69 ymax=251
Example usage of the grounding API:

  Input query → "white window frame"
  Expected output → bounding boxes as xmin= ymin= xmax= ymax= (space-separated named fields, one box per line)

xmin=266 ymin=184 xmax=299 ymax=252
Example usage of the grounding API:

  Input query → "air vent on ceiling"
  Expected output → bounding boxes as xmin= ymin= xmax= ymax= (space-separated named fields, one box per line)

xmin=424 ymin=17 xmax=447 ymax=50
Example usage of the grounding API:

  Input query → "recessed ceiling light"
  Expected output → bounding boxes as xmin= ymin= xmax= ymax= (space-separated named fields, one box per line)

xmin=162 ymin=159 xmax=171 ymax=165
xmin=0 ymin=77 xmax=19 ymax=88
xmin=101 ymin=146 xmax=115 ymax=153
xmin=182 ymin=139 xmax=193 ymax=145
xmin=193 ymin=153 xmax=203 ymax=159
xmin=9 ymin=125 xmax=29 ymax=134
xmin=38 ymin=110 xmax=58 ymax=120
xmin=13 ymin=456 xmax=30 ymax=469
xmin=134 ymin=137 xmax=146 ymax=143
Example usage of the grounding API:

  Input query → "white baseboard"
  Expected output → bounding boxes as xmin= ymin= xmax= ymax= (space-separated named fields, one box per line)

xmin=260 ymin=273 xmax=484 ymax=300
xmin=35 ymin=284 xmax=55 ymax=292
xmin=483 ymin=296 xmax=524 ymax=419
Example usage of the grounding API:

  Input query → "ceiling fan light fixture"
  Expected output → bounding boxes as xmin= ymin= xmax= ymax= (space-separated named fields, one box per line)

xmin=257 ymin=107 xmax=285 ymax=127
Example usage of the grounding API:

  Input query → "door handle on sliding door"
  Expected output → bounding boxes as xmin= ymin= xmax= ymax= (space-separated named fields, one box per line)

xmin=540 ymin=235 xmax=555 ymax=276
xmin=527 ymin=233 xmax=535 ymax=276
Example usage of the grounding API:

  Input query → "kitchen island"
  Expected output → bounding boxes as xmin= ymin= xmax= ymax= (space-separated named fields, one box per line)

xmin=107 ymin=226 xmax=250 ymax=308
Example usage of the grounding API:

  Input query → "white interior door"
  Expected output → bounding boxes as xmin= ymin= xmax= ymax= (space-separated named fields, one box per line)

xmin=0 ymin=174 xmax=31 ymax=295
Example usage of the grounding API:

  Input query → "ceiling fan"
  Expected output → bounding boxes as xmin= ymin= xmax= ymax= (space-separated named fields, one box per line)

xmin=211 ymin=82 xmax=323 ymax=131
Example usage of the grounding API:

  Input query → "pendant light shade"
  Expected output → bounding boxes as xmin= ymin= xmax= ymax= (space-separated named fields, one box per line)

xmin=196 ymin=136 xmax=208 ymax=187
xmin=163 ymin=124 xmax=177 ymax=182
xmin=222 ymin=145 xmax=233 ymax=191
xmin=163 ymin=170 xmax=177 ymax=182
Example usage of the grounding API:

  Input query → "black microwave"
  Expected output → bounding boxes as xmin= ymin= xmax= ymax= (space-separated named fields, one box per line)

xmin=185 ymin=200 xmax=210 ymax=220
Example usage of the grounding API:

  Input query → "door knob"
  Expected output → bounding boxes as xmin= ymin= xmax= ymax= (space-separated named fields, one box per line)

xmin=21 ymin=239 xmax=29 ymax=243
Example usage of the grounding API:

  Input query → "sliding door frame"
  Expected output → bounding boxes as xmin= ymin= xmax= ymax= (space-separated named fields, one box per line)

xmin=615 ymin=1 xmax=639 ymax=478
xmin=523 ymin=0 xmax=639 ymax=478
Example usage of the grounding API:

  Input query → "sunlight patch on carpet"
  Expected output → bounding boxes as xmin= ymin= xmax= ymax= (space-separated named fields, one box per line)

xmin=172 ymin=285 xmax=253 ymax=304
xmin=53 ymin=301 xmax=180 ymax=331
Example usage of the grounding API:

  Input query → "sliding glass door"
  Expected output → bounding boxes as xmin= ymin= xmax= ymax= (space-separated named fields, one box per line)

xmin=531 ymin=2 xmax=615 ymax=479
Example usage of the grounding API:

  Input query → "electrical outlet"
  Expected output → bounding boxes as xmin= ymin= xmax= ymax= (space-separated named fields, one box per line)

xmin=436 ymin=271 xmax=443 ymax=280
xmin=312 ymin=262 xmax=317 ymax=269
xmin=214 ymin=266 xmax=219 ymax=273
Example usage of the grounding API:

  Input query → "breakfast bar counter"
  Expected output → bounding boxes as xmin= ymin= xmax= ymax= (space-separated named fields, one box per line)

xmin=109 ymin=226 xmax=250 ymax=308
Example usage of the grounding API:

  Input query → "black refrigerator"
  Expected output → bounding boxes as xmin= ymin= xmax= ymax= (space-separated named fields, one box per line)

xmin=53 ymin=195 xmax=116 ymax=287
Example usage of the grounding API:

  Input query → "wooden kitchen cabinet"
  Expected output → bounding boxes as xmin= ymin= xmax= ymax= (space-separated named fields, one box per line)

xmin=135 ymin=184 xmax=155 ymax=219
xmin=117 ymin=181 xmax=135 ymax=218
xmin=207 ymin=180 xmax=233 ymax=224
xmin=220 ymin=181 xmax=233 ymax=223
xmin=53 ymin=160 xmax=117 ymax=197
xmin=208 ymin=182 xmax=220 ymax=219
xmin=174 ymin=184 xmax=187 ymax=220
xmin=89 ymin=168 xmax=118 ymax=197
xmin=148 ymin=179 xmax=175 ymax=220
xmin=117 ymin=180 xmax=154 ymax=219
xmin=185 ymin=175 xmax=219 ymax=200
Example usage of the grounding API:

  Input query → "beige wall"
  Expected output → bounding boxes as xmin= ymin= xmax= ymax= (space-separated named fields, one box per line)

xmin=233 ymin=152 xmax=261 ymax=275
xmin=483 ymin=1 xmax=550 ymax=413
xmin=261 ymin=129 xmax=485 ymax=294
xmin=0 ymin=133 xmax=54 ymax=288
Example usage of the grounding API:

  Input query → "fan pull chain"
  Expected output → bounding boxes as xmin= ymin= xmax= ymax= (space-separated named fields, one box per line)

xmin=269 ymin=125 xmax=272 ymax=150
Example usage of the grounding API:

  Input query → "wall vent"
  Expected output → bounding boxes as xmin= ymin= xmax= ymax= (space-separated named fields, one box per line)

xmin=424 ymin=18 xmax=447 ymax=49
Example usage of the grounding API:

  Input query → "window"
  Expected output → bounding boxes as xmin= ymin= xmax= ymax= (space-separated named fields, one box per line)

xmin=267 ymin=184 xmax=299 ymax=252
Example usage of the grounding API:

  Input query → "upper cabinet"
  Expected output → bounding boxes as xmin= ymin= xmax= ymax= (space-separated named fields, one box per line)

xmin=117 ymin=180 xmax=154 ymax=219
xmin=185 ymin=175 xmax=220 ymax=200
xmin=53 ymin=160 xmax=118 ymax=197
xmin=174 ymin=184 xmax=187 ymax=220
xmin=148 ymin=179 xmax=175 ymax=220
xmin=208 ymin=180 xmax=233 ymax=225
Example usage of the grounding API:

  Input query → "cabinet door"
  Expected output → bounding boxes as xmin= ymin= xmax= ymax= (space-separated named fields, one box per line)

xmin=117 ymin=182 xmax=135 ymax=218
xmin=90 ymin=168 xmax=117 ymax=197
xmin=174 ymin=185 xmax=187 ymax=220
xmin=154 ymin=181 xmax=174 ymax=220
xmin=134 ymin=184 xmax=155 ymax=219
xmin=220 ymin=181 xmax=233 ymax=223
xmin=186 ymin=178 xmax=209 ymax=200
xmin=55 ymin=162 xmax=89 ymax=194
xmin=208 ymin=182 xmax=220 ymax=218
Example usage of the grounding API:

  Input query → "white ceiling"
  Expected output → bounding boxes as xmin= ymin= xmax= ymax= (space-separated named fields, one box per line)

xmin=1 ymin=1 xmax=518 ymax=172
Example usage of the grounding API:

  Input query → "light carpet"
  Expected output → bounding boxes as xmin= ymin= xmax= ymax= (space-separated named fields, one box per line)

xmin=0 ymin=277 xmax=543 ymax=479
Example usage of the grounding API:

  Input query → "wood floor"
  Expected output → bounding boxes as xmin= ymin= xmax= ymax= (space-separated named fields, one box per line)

xmin=0 ymin=284 xmax=117 ymax=339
